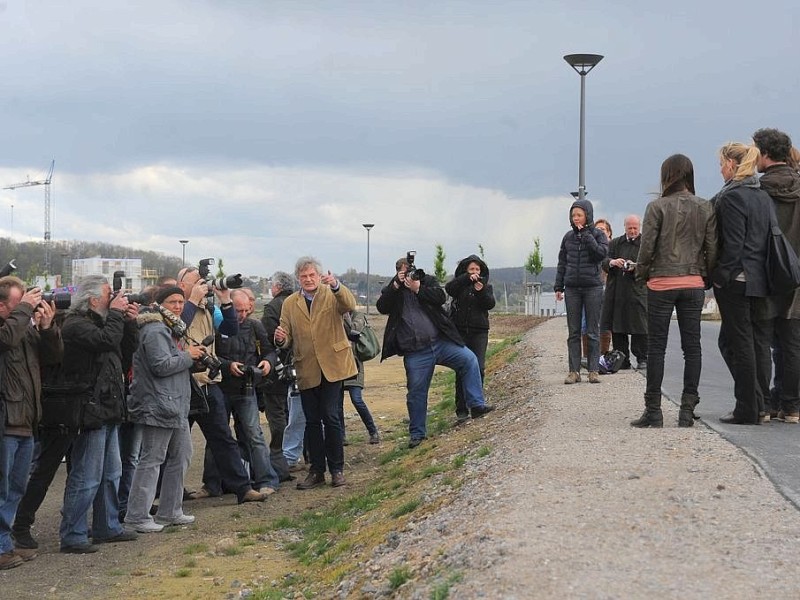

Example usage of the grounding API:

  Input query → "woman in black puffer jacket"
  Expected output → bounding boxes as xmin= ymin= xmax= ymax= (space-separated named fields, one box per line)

xmin=445 ymin=255 xmax=496 ymax=422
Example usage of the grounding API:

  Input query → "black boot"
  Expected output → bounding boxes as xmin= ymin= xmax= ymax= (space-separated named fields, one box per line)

xmin=678 ymin=393 xmax=699 ymax=427
xmin=631 ymin=393 xmax=663 ymax=428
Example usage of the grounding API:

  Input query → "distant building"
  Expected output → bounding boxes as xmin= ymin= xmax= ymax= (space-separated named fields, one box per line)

xmin=71 ymin=257 xmax=144 ymax=291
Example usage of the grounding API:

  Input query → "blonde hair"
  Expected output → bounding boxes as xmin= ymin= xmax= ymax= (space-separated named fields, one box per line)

xmin=789 ymin=147 xmax=800 ymax=170
xmin=719 ymin=142 xmax=760 ymax=181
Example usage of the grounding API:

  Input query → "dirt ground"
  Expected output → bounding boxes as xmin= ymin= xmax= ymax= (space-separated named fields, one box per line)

xmin=0 ymin=313 xmax=539 ymax=599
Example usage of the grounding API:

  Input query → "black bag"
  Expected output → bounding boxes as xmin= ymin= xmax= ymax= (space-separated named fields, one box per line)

xmin=766 ymin=204 xmax=800 ymax=295
xmin=40 ymin=382 xmax=92 ymax=432
xmin=189 ymin=377 xmax=210 ymax=416
xmin=598 ymin=350 xmax=626 ymax=375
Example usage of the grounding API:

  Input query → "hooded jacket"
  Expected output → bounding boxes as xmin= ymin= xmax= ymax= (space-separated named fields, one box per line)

xmin=759 ymin=164 xmax=800 ymax=318
xmin=555 ymin=199 xmax=608 ymax=291
xmin=445 ymin=255 xmax=496 ymax=334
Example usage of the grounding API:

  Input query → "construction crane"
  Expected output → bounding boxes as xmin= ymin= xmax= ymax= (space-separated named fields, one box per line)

xmin=3 ymin=159 xmax=55 ymax=274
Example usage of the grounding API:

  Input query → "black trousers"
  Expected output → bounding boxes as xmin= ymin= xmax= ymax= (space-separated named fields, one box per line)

xmin=611 ymin=332 xmax=648 ymax=364
xmin=455 ymin=330 xmax=489 ymax=417
xmin=262 ymin=389 xmax=290 ymax=480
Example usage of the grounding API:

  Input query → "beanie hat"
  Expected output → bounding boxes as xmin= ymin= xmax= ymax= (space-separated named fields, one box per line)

xmin=155 ymin=285 xmax=184 ymax=304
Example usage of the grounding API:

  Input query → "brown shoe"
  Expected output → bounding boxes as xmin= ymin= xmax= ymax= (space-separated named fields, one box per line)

xmin=296 ymin=471 xmax=325 ymax=490
xmin=564 ymin=371 xmax=581 ymax=384
xmin=778 ymin=410 xmax=800 ymax=423
xmin=13 ymin=548 xmax=37 ymax=562
xmin=258 ymin=487 xmax=277 ymax=496
xmin=0 ymin=551 xmax=23 ymax=570
xmin=287 ymin=463 xmax=307 ymax=473
xmin=588 ymin=371 xmax=601 ymax=384
xmin=331 ymin=472 xmax=346 ymax=487
xmin=239 ymin=489 xmax=270 ymax=503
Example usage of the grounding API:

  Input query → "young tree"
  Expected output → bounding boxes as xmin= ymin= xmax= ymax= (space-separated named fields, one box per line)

xmin=215 ymin=258 xmax=225 ymax=278
xmin=525 ymin=237 xmax=544 ymax=280
xmin=478 ymin=244 xmax=485 ymax=260
xmin=433 ymin=244 xmax=447 ymax=283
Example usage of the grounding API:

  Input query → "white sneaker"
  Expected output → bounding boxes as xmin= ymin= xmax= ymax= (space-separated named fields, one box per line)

xmin=155 ymin=514 xmax=196 ymax=526
xmin=125 ymin=520 xmax=164 ymax=533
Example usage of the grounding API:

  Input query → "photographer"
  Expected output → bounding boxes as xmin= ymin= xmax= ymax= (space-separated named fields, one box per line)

xmin=377 ymin=255 xmax=495 ymax=449
xmin=176 ymin=267 xmax=270 ymax=503
xmin=601 ymin=215 xmax=648 ymax=371
xmin=0 ymin=278 xmax=62 ymax=568
xmin=214 ymin=289 xmax=279 ymax=494
xmin=445 ymin=255 xmax=496 ymax=423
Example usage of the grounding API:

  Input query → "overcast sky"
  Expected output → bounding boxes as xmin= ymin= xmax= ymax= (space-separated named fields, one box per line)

xmin=1 ymin=1 xmax=798 ymax=280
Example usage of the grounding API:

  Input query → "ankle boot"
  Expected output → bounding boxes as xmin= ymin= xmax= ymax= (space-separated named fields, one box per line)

xmin=678 ymin=393 xmax=700 ymax=427
xmin=631 ymin=393 xmax=663 ymax=428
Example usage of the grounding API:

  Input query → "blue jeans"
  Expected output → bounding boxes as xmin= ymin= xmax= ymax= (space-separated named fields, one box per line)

xmin=0 ymin=435 xmax=34 ymax=553
xmin=283 ymin=390 xmax=306 ymax=465
xmin=117 ymin=421 xmax=142 ymax=517
xmin=646 ymin=288 xmax=704 ymax=398
xmin=300 ymin=378 xmax=345 ymax=475
xmin=60 ymin=424 xmax=124 ymax=547
xmin=403 ymin=339 xmax=487 ymax=440
xmin=340 ymin=386 xmax=378 ymax=437
xmin=565 ymin=286 xmax=603 ymax=372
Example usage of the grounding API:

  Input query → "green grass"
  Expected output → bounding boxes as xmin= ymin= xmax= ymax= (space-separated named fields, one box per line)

xmin=388 ymin=566 xmax=412 ymax=590
xmin=378 ymin=445 xmax=408 ymax=465
xmin=174 ymin=568 xmax=192 ymax=577
xmin=183 ymin=542 xmax=209 ymax=555
xmin=476 ymin=445 xmax=492 ymax=458
xmin=222 ymin=545 xmax=243 ymax=556
xmin=391 ymin=498 xmax=421 ymax=518
xmin=184 ymin=558 xmax=197 ymax=568
xmin=452 ymin=454 xmax=467 ymax=468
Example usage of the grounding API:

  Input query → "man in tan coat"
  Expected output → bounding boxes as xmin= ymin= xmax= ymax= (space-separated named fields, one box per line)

xmin=275 ymin=256 xmax=356 ymax=489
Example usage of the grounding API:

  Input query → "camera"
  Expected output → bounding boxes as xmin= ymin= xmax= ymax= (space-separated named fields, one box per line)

xmin=405 ymin=250 xmax=426 ymax=281
xmin=622 ymin=260 xmax=637 ymax=273
xmin=197 ymin=351 xmax=222 ymax=380
xmin=42 ymin=291 xmax=72 ymax=310
xmin=197 ymin=258 xmax=243 ymax=296
xmin=241 ymin=364 xmax=259 ymax=392
xmin=0 ymin=259 xmax=17 ymax=278
xmin=274 ymin=355 xmax=299 ymax=395
xmin=112 ymin=270 xmax=150 ymax=304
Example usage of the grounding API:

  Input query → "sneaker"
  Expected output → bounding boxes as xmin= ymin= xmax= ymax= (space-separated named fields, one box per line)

xmin=0 ymin=551 xmax=23 ymax=570
xmin=296 ymin=471 xmax=326 ymax=490
xmin=369 ymin=432 xmax=381 ymax=444
xmin=471 ymin=404 xmax=496 ymax=419
xmin=258 ymin=487 xmax=277 ymax=496
xmin=408 ymin=438 xmax=424 ymax=449
xmin=11 ymin=529 xmax=38 ymax=550
xmin=155 ymin=514 xmax=196 ymax=526
xmin=60 ymin=543 xmax=100 ymax=554
xmin=240 ymin=489 xmax=271 ymax=503
xmin=759 ymin=412 xmax=770 ymax=424
xmin=564 ymin=371 xmax=581 ymax=384
xmin=331 ymin=472 xmax=346 ymax=487
xmin=125 ymin=520 xmax=165 ymax=533
xmin=778 ymin=410 xmax=800 ymax=423
xmin=588 ymin=371 xmax=601 ymax=384
xmin=13 ymin=548 xmax=37 ymax=562
xmin=93 ymin=531 xmax=139 ymax=544
xmin=636 ymin=360 xmax=648 ymax=371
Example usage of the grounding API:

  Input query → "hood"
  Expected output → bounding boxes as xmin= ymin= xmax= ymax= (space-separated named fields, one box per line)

xmin=454 ymin=254 xmax=490 ymax=280
xmin=136 ymin=312 xmax=165 ymax=327
xmin=569 ymin=198 xmax=595 ymax=230
xmin=760 ymin=165 xmax=800 ymax=204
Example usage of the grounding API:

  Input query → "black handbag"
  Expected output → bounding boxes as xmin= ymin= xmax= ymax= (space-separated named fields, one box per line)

xmin=766 ymin=204 xmax=800 ymax=295
xmin=189 ymin=377 xmax=210 ymax=416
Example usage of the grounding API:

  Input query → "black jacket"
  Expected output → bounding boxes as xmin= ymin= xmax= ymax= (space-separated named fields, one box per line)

xmin=260 ymin=289 xmax=292 ymax=394
xmin=445 ymin=255 xmax=496 ymax=334
xmin=217 ymin=317 xmax=277 ymax=395
xmin=601 ymin=235 xmax=648 ymax=334
xmin=376 ymin=272 xmax=464 ymax=360
xmin=555 ymin=199 xmax=608 ymax=291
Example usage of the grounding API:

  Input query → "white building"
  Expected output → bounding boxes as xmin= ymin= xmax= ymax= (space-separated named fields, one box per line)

xmin=71 ymin=257 xmax=143 ymax=292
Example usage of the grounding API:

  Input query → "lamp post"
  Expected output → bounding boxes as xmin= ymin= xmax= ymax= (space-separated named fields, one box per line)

xmin=563 ymin=53 xmax=604 ymax=200
xmin=179 ymin=239 xmax=189 ymax=266
xmin=362 ymin=224 xmax=374 ymax=315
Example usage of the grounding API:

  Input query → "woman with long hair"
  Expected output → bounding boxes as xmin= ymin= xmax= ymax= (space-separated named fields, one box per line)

xmin=632 ymin=155 xmax=717 ymax=428
xmin=711 ymin=143 xmax=774 ymax=424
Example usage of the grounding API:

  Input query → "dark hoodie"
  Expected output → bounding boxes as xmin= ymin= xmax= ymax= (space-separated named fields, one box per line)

xmin=445 ymin=255 xmax=496 ymax=333
xmin=554 ymin=199 xmax=608 ymax=291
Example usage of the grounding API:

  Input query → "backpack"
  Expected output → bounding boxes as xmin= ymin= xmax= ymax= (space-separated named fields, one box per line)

xmin=347 ymin=311 xmax=381 ymax=362
xmin=598 ymin=350 xmax=626 ymax=375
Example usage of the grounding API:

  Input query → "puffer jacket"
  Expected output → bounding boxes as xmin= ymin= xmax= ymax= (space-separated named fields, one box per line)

xmin=554 ymin=198 xmax=608 ymax=291
xmin=760 ymin=164 xmax=800 ymax=318
xmin=445 ymin=254 xmax=496 ymax=334
xmin=636 ymin=192 xmax=718 ymax=283
xmin=0 ymin=303 xmax=63 ymax=436
xmin=128 ymin=312 xmax=194 ymax=428
xmin=217 ymin=317 xmax=276 ymax=395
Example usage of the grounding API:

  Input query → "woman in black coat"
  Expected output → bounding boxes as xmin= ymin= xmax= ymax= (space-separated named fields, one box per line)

xmin=712 ymin=142 xmax=774 ymax=425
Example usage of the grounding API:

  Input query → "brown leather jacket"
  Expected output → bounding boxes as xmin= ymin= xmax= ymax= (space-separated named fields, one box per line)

xmin=636 ymin=191 xmax=718 ymax=283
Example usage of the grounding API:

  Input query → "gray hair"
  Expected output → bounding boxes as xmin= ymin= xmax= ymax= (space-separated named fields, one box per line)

xmin=71 ymin=275 xmax=109 ymax=314
xmin=294 ymin=256 xmax=322 ymax=279
xmin=272 ymin=271 xmax=295 ymax=293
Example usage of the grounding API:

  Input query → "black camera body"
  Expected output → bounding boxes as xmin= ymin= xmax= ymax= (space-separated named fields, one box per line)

xmin=198 ymin=258 xmax=243 ymax=296
xmin=405 ymin=250 xmax=426 ymax=281
xmin=43 ymin=292 xmax=71 ymax=310
xmin=274 ymin=356 xmax=299 ymax=395
xmin=112 ymin=270 xmax=149 ymax=304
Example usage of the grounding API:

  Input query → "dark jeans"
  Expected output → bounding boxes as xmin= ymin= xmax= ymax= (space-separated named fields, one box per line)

xmin=117 ymin=421 xmax=141 ymax=516
xmin=455 ymin=330 xmax=489 ymax=417
xmin=340 ymin=386 xmax=378 ymax=437
xmin=262 ymin=389 xmax=290 ymax=480
xmin=300 ymin=377 xmax=345 ymax=475
xmin=715 ymin=282 xmax=773 ymax=423
xmin=611 ymin=333 xmax=648 ymax=365
xmin=190 ymin=384 xmax=252 ymax=501
xmin=646 ymin=287 xmax=704 ymax=398
xmin=771 ymin=318 xmax=800 ymax=413
xmin=13 ymin=429 xmax=74 ymax=535
xmin=565 ymin=286 xmax=603 ymax=372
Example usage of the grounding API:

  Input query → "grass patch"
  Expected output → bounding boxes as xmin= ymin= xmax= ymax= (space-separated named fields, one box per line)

xmin=184 ymin=558 xmax=197 ymax=568
xmin=247 ymin=523 xmax=272 ymax=536
xmin=420 ymin=464 xmax=448 ymax=478
xmin=378 ymin=445 xmax=408 ymax=465
xmin=222 ymin=545 xmax=243 ymax=556
xmin=174 ymin=568 xmax=192 ymax=578
xmin=476 ymin=445 xmax=492 ymax=458
xmin=183 ymin=542 xmax=208 ymax=555
xmin=391 ymin=498 xmax=421 ymax=518
xmin=430 ymin=571 xmax=464 ymax=600
xmin=389 ymin=566 xmax=412 ymax=590
xmin=452 ymin=454 xmax=467 ymax=468
xmin=343 ymin=484 xmax=390 ymax=515
xmin=107 ymin=568 xmax=126 ymax=577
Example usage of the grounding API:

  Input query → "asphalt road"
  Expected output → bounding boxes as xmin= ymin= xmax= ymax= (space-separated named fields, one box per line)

xmin=660 ymin=319 xmax=800 ymax=508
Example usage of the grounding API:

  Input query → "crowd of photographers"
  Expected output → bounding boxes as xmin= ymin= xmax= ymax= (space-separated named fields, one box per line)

xmin=0 ymin=249 xmax=499 ymax=569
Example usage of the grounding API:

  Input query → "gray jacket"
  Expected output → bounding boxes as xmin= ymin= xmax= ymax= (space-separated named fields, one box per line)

xmin=128 ymin=313 xmax=194 ymax=428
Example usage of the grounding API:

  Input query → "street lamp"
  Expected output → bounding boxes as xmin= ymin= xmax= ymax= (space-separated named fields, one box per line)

xmin=179 ymin=239 xmax=189 ymax=266
xmin=563 ymin=53 xmax=604 ymax=200
xmin=362 ymin=224 xmax=374 ymax=315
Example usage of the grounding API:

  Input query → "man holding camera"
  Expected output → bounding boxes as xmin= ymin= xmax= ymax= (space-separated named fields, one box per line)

xmin=0 ymin=278 xmax=62 ymax=569
xmin=176 ymin=267 xmax=270 ymax=503
xmin=377 ymin=255 xmax=494 ymax=449
xmin=213 ymin=289 xmax=279 ymax=494
xmin=601 ymin=215 xmax=648 ymax=370
xmin=274 ymin=257 xmax=356 ymax=489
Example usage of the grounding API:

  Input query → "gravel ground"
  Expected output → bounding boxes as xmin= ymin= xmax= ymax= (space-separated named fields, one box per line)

xmin=355 ymin=317 xmax=800 ymax=599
